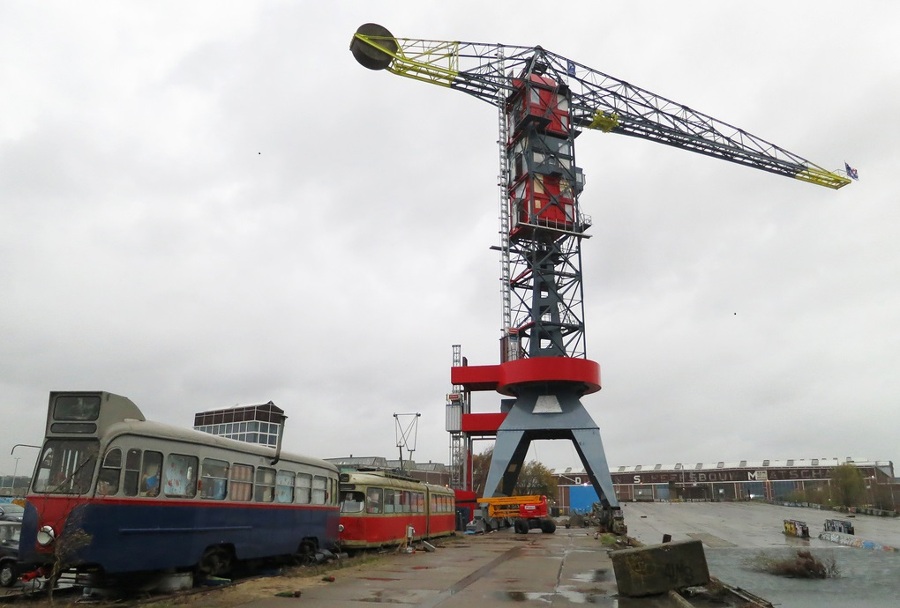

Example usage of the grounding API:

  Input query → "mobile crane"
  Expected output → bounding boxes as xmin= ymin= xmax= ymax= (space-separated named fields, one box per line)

xmin=350 ymin=24 xmax=850 ymax=529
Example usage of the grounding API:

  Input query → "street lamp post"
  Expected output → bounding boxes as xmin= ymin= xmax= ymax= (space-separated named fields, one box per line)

xmin=11 ymin=457 xmax=20 ymax=495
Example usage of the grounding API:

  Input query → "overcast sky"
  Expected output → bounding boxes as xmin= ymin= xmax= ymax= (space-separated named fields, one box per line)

xmin=2 ymin=1 xmax=898 ymax=480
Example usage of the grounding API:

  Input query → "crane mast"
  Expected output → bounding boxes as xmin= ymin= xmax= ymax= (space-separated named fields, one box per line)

xmin=351 ymin=24 xmax=850 ymax=509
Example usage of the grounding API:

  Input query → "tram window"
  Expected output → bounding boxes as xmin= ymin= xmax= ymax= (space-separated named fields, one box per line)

xmin=366 ymin=487 xmax=383 ymax=514
xmin=415 ymin=492 xmax=424 ymax=513
xmin=340 ymin=491 xmax=365 ymax=513
xmin=229 ymin=464 xmax=253 ymax=501
xmin=33 ymin=439 xmax=99 ymax=495
xmin=164 ymin=454 xmax=198 ymax=498
xmin=97 ymin=448 xmax=122 ymax=496
xmin=140 ymin=451 xmax=163 ymax=497
xmin=383 ymin=488 xmax=397 ymax=513
xmin=400 ymin=491 xmax=411 ymax=513
xmin=312 ymin=475 xmax=327 ymax=505
xmin=296 ymin=473 xmax=311 ymax=504
xmin=123 ymin=448 xmax=142 ymax=496
xmin=275 ymin=471 xmax=294 ymax=503
xmin=200 ymin=459 xmax=229 ymax=499
xmin=255 ymin=467 xmax=276 ymax=502
xmin=53 ymin=395 xmax=101 ymax=421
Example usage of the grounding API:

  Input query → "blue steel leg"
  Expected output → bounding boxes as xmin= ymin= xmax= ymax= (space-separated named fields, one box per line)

xmin=482 ymin=429 xmax=525 ymax=499
xmin=571 ymin=427 xmax=618 ymax=508
xmin=480 ymin=387 xmax=619 ymax=508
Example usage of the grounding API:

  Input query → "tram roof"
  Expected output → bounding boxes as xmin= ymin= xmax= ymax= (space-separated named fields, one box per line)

xmin=103 ymin=418 xmax=337 ymax=471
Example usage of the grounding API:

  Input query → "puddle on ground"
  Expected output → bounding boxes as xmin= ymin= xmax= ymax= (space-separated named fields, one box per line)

xmin=497 ymin=586 xmax=620 ymax=604
xmin=571 ymin=568 xmax=611 ymax=583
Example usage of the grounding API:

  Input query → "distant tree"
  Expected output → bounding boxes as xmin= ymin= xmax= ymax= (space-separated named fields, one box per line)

xmin=471 ymin=447 xmax=493 ymax=497
xmin=515 ymin=460 xmax=557 ymax=498
xmin=830 ymin=464 xmax=866 ymax=508
xmin=470 ymin=446 xmax=557 ymax=498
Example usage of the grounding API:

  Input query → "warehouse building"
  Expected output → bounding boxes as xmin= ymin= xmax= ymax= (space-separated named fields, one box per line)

xmin=555 ymin=457 xmax=897 ymax=513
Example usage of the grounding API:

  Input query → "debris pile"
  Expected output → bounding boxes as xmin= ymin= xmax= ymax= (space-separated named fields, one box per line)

xmin=749 ymin=549 xmax=838 ymax=579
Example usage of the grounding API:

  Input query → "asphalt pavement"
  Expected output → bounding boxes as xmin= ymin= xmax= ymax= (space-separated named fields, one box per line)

xmin=236 ymin=525 xmax=679 ymax=607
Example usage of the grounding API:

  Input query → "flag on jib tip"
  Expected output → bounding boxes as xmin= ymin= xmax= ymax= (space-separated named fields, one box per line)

xmin=844 ymin=162 xmax=859 ymax=180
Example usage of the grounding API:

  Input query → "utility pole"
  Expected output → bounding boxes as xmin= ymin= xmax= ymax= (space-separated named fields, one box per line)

xmin=394 ymin=413 xmax=421 ymax=473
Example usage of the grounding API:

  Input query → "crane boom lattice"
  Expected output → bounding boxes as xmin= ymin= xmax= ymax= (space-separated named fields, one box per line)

xmin=352 ymin=24 xmax=849 ymax=512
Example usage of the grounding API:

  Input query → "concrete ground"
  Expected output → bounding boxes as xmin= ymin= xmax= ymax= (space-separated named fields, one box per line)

xmin=237 ymin=502 xmax=900 ymax=607
xmin=238 ymin=526 xmax=679 ymax=607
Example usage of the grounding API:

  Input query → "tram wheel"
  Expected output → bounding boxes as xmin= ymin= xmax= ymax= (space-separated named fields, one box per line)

xmin=296 ymin=539 xmax=318 ymax=564
xmin=0 ymin=561 xmax=16 ymax=587
xmin=198 ymin=546 xmax=234 ymax=578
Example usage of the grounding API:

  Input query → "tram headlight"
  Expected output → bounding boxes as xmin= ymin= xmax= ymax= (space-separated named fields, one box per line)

xmin=36 ymin=525 xmax=56 ymax=547
xmin=338 ymin=524 xmax=344 ymax=533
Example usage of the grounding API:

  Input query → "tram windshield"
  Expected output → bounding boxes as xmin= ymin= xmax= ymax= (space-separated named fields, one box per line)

xmin=340 ymin=491 xmax=365 ymax=513
xmin=33 ymin=439 xmax=99 ymax=495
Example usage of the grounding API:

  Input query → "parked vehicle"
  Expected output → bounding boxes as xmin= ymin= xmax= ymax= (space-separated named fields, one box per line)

xmin=19 ymin=391 xmax=340 ymax=584
xmin=337 ymin=469 xmax=456 ymax=551
xmin=0 ymin=504 xmax=24 ymax=522
xmin=0 ymin=520 xmax=21 ymax=587
xmin=479 ymin=495 xmax=556 ymax=534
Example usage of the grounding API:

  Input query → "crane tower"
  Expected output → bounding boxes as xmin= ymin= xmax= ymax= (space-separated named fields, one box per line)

xmin=350 ymin=24 xmax=850 ymax=509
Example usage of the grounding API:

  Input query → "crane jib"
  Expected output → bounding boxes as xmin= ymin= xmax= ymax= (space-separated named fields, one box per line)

xmin=350 ymin=26 xmax=850 ymax=190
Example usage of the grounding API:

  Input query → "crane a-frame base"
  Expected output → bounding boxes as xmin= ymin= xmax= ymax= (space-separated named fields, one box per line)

xmin=485 ymin=386 xmax=618 ymax=508
xmin=452 ymin=357 xmax=618 ymax=508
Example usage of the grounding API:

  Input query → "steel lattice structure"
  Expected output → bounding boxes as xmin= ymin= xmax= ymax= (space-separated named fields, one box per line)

xmin=351 ymin=24 xmax=849 ymax=510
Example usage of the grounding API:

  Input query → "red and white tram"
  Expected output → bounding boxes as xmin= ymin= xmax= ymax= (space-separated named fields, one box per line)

xmin=337 ymin=470 xmax=455 ymax=551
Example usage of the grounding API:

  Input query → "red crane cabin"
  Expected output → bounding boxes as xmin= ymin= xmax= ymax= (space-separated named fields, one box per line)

xmin=507 ymin=73 xmax=576 ymax=234
xmin=507 ymin=73 xmax=570 ymax=137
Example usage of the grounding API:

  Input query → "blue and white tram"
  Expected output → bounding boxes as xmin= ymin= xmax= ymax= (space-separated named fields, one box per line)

xmin=19 ymin=391 xmax=339 ymax=580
